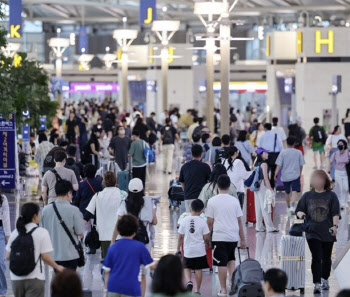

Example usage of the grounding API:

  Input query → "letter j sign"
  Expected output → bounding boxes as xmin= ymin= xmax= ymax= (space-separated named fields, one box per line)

xmin=139 ymin=0 xmax=157 ymax=25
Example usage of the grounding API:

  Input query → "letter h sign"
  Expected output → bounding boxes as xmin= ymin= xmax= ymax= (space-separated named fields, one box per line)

xmin=315 ymin=30 xmax=334 ymax=54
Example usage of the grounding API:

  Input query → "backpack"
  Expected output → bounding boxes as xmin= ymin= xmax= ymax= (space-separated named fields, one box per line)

xmin=244 ymin=165 xmax=263 ymax=192
xmin=230 ymin=248 xmax=264 ymax=297
xmin=10 ymin=227 xmax=41 ymax=276
xmin=215 ymin=148 xmax=228 ymax=164
xmin=312 ymin=125 xmax=327 ymax=144
xmin=43 ymin=147 xmax=65 ymax=173
xmin=134 ymin=218 xmax=150 ymax=244
xmin=143 ymin=141 xmax=155 ymax=163
xmin=162 ymin=127 xmax=174 ymax=144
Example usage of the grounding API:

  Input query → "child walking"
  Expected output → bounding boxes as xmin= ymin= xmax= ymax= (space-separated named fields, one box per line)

xmin=177 ymin=199 xmax=210 ymax=294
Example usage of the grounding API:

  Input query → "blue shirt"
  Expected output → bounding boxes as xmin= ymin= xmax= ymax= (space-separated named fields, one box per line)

xmin=104 ymin=238 xmax=153 ymax=296
xmin=259 ymin=130 xmax=283 ymax=153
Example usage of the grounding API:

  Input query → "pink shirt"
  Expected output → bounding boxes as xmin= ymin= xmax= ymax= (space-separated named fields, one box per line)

xmin=330 ymin=150 xmax=350 ymax=171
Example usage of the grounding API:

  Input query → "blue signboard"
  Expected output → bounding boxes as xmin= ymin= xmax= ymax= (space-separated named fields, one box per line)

xmin=79 ymin=27 xmax=88 ymax=54
xmin=9 ymin=0 xmax=22 ymax=39
xmin=139 ymin=0 xmax=156 ymax=25
xmin=39 ymin=116 xmax=47 ymax=131
xmin=22 ymin=124 xmax=30 ymax=141
xmin=0 ymin=114 xmax=16 ymax=189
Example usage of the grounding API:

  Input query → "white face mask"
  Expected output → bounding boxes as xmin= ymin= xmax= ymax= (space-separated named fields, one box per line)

xmin=119 ymin=129 xmax=125 ymax=135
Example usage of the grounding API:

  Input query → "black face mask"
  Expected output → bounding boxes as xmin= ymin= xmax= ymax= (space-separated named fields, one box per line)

xmin=338 ymin=145 xmax=344 ymax=151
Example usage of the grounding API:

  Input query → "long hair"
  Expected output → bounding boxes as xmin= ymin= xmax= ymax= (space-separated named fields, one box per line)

xmin=208 ymin=164 xmax=227 ymax=193
xmin=125 ymin=191 xmax=145 ymax=217
xmin=310 ymin=170 xmax=332 ymax=191
xmin=227 ymin=146 xmax=250 ymax=171
xmin=332 ymin=125 xmax=340 ymax=135
xmin=16 ymin=203 xmax=40 ymax=234
xmin=152 ymin=255 xmax=186 ymax=296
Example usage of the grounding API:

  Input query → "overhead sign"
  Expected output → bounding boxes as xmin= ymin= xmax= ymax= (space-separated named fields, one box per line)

xmin=39 ymin=116 xmax=47 ymax=131
xmin=0 ymin=114 xmax=16 ymax=189
xmin=70 ymin=82 xmax=119 ymax=93
xmin=9 ymin=0 xmax=22 ymax=39
xmin=79 ymin=27 xmax=88 ymax=54
xmin=22 ymin=124 xmax=30 ymax=141
xmin=140 ymin=0 xmax=156 ymax=25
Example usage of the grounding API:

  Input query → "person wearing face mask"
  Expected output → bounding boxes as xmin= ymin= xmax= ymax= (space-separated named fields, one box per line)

xmin=109 ymin=126 xmax=131 ymax=171
xmin=329 ymin=139 xmax=350 ymax=209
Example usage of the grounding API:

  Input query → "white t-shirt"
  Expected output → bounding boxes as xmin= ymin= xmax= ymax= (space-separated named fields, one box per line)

xmin=326 ymin=134 xmax=347 ymax=149
xmin=86 ymin=187 xmax=126 ymax=241
xmin=206 ymin=194 xmax=243 ymax=242
xmin=272 ymin=126 xmax=287 ymax=142
xmin=223 ymin=159 xmax=252 ymax=193
xmin=6 ymin=223 xmax=53 ymax=281
xmin=178 ymin=216 xmax=210 ymax=258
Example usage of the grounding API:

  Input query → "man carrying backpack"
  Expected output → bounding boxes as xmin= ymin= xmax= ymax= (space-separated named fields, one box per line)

xmin=309 ymin=117 xmax=327 ymax=169
xmin=215 ymin=134 xmax=231 ymax=164
xmin=41 ymin=180 xmax=84 ymax=270
xmin=159 ymin=118 xmax=179 ymax=175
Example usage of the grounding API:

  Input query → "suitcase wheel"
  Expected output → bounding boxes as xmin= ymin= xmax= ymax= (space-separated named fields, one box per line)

xmin=300 ymin=288 xmax=305 ymax=294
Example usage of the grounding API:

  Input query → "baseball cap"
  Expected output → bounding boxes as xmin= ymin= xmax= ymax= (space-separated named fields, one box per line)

xmin=128 ymin=178 xmax=144 ymax=193
xmin=256 ymin=147 xmax=269 ymax=155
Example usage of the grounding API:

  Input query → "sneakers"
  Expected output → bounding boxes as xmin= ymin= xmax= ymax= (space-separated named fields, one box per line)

xmin=186 ymin=281 xmax=193 ymax=293
xmin=289 ymin=206 xmax=296 ymax=216
xmin=321 ymin=278 xmax=330 ymax=290
xmin=314 ymin=283 xmax=322 ymax=294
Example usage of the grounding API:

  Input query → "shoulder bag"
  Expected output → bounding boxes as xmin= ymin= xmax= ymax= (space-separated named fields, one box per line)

xmin=52 ymin=203 xmax=85 ymax=267
xmin=84 ymin=188 xmax=101 ymax=250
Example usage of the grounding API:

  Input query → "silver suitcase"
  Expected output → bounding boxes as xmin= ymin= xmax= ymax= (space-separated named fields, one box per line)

xmin=280 ymin=235 xmax=305 ymax=294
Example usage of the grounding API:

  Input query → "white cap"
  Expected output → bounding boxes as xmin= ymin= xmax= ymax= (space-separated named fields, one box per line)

xmin=128 ymin=178 xmax=143 ymax=193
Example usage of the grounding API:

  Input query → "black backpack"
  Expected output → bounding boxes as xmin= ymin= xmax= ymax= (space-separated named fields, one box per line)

xmin=10 ymin=227 xmax=41 ymax=276
xmin=312 ymin=125 xmax=327 ymax=144
xmin=134 ymin=218 xmax=149 ymax=244
xmin=215 ymin=148 xmax=228 ymax=164
xmin=162 ymin=127 xmax=174 ymax=144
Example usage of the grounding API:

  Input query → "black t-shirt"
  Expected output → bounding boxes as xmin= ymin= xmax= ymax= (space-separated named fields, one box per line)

xmin=110 ymin=136 xmax=131 ymax=171
xmin=179 ymin=160 xmax=211 ymax=200
xmin=66 ymin=119 xmax=78 ymax=135
xmin=295 ymin=190 xmax=340 ymax=242
xmin=161 ymin=125 xmax=177 ymax=145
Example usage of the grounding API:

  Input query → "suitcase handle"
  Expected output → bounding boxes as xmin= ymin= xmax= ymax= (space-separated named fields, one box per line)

xmin=237 ymin=247 xmax=250 ymax=263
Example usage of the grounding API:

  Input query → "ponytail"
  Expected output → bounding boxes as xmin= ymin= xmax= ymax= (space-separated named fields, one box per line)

xmin=227 ymin=146 xmax=250 ymax=171
xmin=16 ymin=203 xmax=40 ymax=234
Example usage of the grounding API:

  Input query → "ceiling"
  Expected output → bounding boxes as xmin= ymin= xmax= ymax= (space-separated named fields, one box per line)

xmin=4 ymin=0 xmax=350 ymax=27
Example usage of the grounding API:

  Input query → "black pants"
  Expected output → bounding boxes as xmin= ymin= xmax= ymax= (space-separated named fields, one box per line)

xmin=132 ymin=166 xmax=146 ymax=188
xmin=268 ymin=153 xmax=279 ymax=189
xmin=55 ymin=259 xmax=79 ymax=271
xmin=307 ymin=239 xmax=334 ymax=284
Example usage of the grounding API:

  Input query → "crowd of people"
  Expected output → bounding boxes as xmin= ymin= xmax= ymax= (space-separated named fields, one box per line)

xmin=1 ymin=100 xmax=350 ymax=297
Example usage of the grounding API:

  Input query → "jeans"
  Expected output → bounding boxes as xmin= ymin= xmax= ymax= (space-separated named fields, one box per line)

xmin=335 ymin=169 xmax=349 ymax=208
xmin=0 ymin=227 xmax=6 ymax=295
xmin=307 ymin=239 xmax=334 ymax=284
xmin=162 ymin=144 xmax=175 ymax=173
xmin=329 ymin=148 xmax=339 ymax=179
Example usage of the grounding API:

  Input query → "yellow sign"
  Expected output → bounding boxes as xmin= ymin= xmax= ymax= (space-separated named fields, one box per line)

xmin=168 ymin=46 xmax=174 ymax=64
xmin=266 ymin=35 xmax=270 ymax=57
xmin=117 ymin=48 xmax=122 ymax=61
xmin=144 ymin=8 xmax=153 ymax=24
xmin=13 ymin=54 xmax=22 ymax=67
xmin=297 ymin=32 xmax=303 ymax=53
xmin=10 ymin=25 xmax=21 ymax=39
xmin=149 ymin=47 xmax=154 ymax=64
xmin=315 ymin=30 xmax=334 ymax=54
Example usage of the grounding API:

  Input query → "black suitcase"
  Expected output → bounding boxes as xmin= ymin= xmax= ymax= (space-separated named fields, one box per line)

xmin=168 ymin=179 xmax=184 ymax=208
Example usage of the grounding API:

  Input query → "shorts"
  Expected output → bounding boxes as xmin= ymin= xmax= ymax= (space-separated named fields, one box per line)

xmin=283 ymin=177 xmax=301 ymax=194
xmin=212 ymin=241 xmax=238 ymax=267
xmin=183 ymin=255 xmax=209 ymax=270
xmin=312 ymin=143 xmax=325 ymax=153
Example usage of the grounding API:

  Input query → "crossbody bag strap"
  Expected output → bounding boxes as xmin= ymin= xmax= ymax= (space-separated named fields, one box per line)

xmin=86 ymin=180 xmax=96 ymax=194
xmin=52 ymin=203 xmax=79 ymax=250
xmin=273 ymin=133 xmax=277 ymax=152
xmin=51 ymin=169 xmax=62 ymax=181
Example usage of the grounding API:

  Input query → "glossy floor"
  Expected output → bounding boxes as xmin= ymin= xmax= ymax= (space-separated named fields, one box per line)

xmin=3 ymin=147 xmax=349 ymax=297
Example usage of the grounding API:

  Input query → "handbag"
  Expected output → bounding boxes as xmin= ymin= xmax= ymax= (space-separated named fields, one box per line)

xmin=289 ymin=221 xmax=309 ymax=237
xmin=84 ymin=186 xmax=101 ymax=250
xmin=52 ymin=203 xmax=85 ymax=267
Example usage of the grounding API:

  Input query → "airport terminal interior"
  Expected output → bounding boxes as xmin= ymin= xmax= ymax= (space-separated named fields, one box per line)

xmin=2 ymin=0 xmax=350 ymax=297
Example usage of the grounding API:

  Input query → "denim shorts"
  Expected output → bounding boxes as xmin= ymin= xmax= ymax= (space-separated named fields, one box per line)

xmin=283 ymin=177 xmax=301 ymax=194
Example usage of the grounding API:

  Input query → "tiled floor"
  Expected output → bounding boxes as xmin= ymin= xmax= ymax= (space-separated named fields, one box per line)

xmin=3 ymin=146 xmax=349 ymax=297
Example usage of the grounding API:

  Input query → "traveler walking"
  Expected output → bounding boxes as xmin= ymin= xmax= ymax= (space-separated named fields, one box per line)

xmin=326 ymin=125 xmax=347 ymax=180
xmin=34 ymin=133 xmax=54 ymax=177
xmin=0 ymin=188 xmax=11 ymax=297
xmin=179 ymin=145 xmax=211 ymax=212
xmin=296 ymin=170 xmax=340 ymax=294
xmin=41 ymin=150 xmax=79 ymax=205
xmin=223 ymin=147 xmax=251 ymax=208
xmin=81 ymin=126 xmax=103 ymax=166
xmin=65 ymin=145 xmax=81 ymax=182
xmin=235 ymin=130 xmax=254 ymax=165
xmin=206 ymin=175 xmax=246 ymax=296
xmin=6 ymin=203 xmax=64 ymax=297
xmin=262 ymin=268 xmax=288 ymax=297
xmin=41 ymin=180 xmax=84 ymax=270
xmin=151 ymin=255 xmax=188 ymax=297
xmin=85 ymin=171 xmax=127 ymax=258
xmin=109 ymin=126 xmax=131 ymax=171
xmin=104 ymin=215 xmax=154 ymax=297
xmin=309 ymin=117 xmax=327 ymax=170
xmin=249 ymin=123 xmax=264 ymax=148
xmin=259 ymin=123 xmax=283 ymax=189
xmin=288 ymin=120 xmax=306 ymax=155
xmin=342 ymin=109 xmax=350 ymax=140
xmin=129 ymin=130 xmax=147 ymax=187
xmin=187 ymin=118 xmax=199 ymax=142
xmin=160 ymin=118 xmax=179 ymax=175
xmin=272 ymin=117 xmax=287 ymax=148
xmin=205 ymin=137 xmax=222 ymax=165
xmin=183 ymin=134 xmax=201 ymax=164
xmin=329 ymin=139 xmax=350 ymax=209
xmin=199 ymin=164 xmax=237 ymax=208
xmin=177 ymin=200 xmax=210 ymax=294
xmin=275 ymin=136 xmax=305 ymax=215
xmin=253 ymin=148 xmax=278 ymax=233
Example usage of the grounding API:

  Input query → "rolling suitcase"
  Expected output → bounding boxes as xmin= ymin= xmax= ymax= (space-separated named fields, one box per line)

xmin=275 ymin=170 xmax=284 ymax=192
xmin=246 ymin=189 xmax=256 ymax=224
xmin=168 ymin=179 xmax=184 ymax=208
xmin=206 ymin=248 xmax=213 ymax=272
xmin=280 ymin=235 xmax=305 ymax=294
xmin=117 ymin=171 xmax=131 ymax=192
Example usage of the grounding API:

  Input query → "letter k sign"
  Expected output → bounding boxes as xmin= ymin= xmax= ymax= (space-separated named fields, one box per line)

xmin=10 ymin=25 xmax=21 ymax=39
